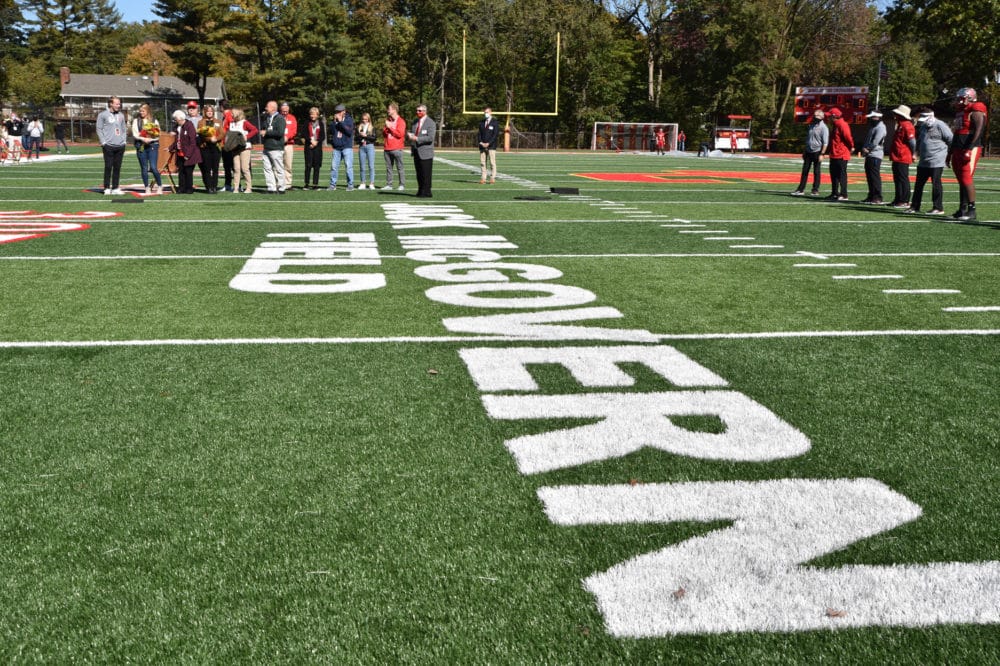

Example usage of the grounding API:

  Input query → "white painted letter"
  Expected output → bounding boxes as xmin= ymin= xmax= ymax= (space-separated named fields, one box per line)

xmin=426 ymin=283 xmax=596 ymax=309
xmin=459 ymin=345 xmax=728 ymax=392
xmin=483 ymin=391 xmax=810 ymax=473
xmin=539 ymin=479 xmax=1000 ymax=636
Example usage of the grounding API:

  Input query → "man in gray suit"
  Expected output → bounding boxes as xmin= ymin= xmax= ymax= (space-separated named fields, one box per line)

xmin=407 ymin=104 xmax=435 ymax=197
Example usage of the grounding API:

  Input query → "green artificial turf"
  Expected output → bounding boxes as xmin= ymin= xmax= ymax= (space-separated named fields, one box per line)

xmin=0 ymin=149 xmax=997 ymax=661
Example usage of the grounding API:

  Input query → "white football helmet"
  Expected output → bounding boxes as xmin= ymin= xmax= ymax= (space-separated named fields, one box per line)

xmin=956 ymin=87 xmax=977 ymax=104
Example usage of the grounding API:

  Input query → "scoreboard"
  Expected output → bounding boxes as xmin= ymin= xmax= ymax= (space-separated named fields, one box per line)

xmin=794 ymin=86 xmax=869 ymax=124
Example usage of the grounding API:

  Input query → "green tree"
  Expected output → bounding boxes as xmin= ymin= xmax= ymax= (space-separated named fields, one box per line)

xmin=153 ymin=0 xmax=229 ymax=105
xmin=885 ymin=0 xmax=1000 ymax=91
xmin=0 ymin=0 xmax=27 ymax=96
xmin=21 ymin=0 xmax=124 ymax=73
xmin=8 ymin=55 xmax=63 ymax=108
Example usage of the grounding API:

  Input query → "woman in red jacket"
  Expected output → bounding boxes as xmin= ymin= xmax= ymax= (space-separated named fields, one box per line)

xmin=825 ymin=107 xmax=854 ymax=201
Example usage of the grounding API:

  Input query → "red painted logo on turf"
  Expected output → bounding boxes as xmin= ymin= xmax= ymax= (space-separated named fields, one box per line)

xmin=0 ymin=211 xmax=117 ymax=245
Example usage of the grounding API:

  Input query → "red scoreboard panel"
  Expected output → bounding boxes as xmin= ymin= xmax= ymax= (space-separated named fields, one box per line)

xmin=794 ymin=86 xmax=869 ymax=124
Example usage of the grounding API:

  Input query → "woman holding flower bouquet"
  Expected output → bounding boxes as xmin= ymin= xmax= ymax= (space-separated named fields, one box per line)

xmin=131 ymin=104 xmax=163 ymax=194
xmin=197 ymin=105 xmax=222 ymax=193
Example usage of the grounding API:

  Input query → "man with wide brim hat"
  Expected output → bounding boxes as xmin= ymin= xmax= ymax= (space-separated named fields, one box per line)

xmin=888 ymin=105 xmax=917 ymax=208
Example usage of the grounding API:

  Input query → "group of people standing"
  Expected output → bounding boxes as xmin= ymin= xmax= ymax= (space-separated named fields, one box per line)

xmin=2 ymin=112 xmax=53 ymax=163
xmin=792 ymin=87 xmax=988 ymax=222
xmin=96 ymin=97 xmax=501 ymax=198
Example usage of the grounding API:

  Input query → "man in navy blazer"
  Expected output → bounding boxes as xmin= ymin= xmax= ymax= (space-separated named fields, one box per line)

xmin=407 ymin=104 xmax=435 ymax=197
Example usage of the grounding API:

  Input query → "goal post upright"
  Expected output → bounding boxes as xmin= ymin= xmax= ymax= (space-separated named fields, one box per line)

xmin=462 ymin=30 xmax=561 ymax=152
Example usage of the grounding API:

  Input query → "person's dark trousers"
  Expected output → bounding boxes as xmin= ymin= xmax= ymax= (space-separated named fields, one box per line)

xmin=413 ymin=155 xmax=433 ymax=197
xmin=199 ymin=145 xmax=221 ymax=191
xmin=221 ymin=150 xmax=234 ymax=191
xmin=102 ymin=144 xmax=126 ymax=189
xmin=178 ymin=164 xmax=197 ymax=193
xmin=304 ymin=144 xmax=323 ymax=188
xmin=891 ymin=160 xmax=910 ymax=205
xmin=864 ymin=156 xmax=882 ymax=201
xmin=911 ymin=166 xmax=943 ymax=211
xmin=828 ymin=159 xmax=848 ymax=197
xmin=797 ymin=151 xmax=822 ymax=192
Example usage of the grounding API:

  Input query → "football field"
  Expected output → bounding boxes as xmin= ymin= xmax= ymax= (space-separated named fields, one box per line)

xmin=1 ymin=149 xmax=998 ymax=662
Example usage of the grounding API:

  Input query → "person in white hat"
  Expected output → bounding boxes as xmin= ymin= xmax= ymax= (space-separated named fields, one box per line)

xmin=888 ymin=105 xmax=916 ymax=208
xmin=859 ymin=110 xmax=886 ymax=204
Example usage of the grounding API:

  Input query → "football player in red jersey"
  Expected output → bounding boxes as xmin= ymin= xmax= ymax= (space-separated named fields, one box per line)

xmin=948 ymin=87 xmax=988 ymax=221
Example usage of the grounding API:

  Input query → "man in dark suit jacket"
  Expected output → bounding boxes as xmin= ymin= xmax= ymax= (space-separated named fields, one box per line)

xmin=478 ymin=106 xmax=499 ymax=184
xmin=407 ymin=104 xmax=435 ymax=197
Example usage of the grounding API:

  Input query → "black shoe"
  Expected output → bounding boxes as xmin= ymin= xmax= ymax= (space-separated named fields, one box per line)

xmin=953 ymin=208 xmax=967 ymax=219
xmin=958 ymin=208 xmax=976 ymax=221
xmin=824 ymin=194 xmax=839 ymax=200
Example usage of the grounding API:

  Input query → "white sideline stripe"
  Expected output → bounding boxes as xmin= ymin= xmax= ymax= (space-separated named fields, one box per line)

xmin=883 ymin=289 xmax=961 ymax=295
xmin=943 ymin=306 xmax=1000 ymax=312
xmin=0 ymin=336 xmax=513 ymax=349
xmin=794 ymin=263 xmax=857 ymax=268
xmin=706 ymin=237 xmax=754 ymax=241
xmin=731 ymin=245 xmax=783 ymax=249
xmin=4 ymin=329 xmax=1000 ymax=349
xmin=660 ymin=224 xmax=704 ymax=227
xmin=4 ymin=252 xmax=994 ymax=261
xmin=654 ymin=329 xmax=1000 ymax=340
xmin=833 ymin=275 xmax=904 ymax=280
xmin=679 ymin=230 xmax=726 ymax=234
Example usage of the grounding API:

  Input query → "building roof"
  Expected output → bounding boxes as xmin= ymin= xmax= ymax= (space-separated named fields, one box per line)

xmin=61 ymin=72 xmax=226 ymax=102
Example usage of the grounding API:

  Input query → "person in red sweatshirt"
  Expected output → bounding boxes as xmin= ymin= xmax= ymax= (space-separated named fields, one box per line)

xmin=825 ymin=107 xmax=854 ymax=201
xmin=948 ymin=87 xmax=988 ymax=221
xmin=381 ymin=103 xmax=407 ymax=190
xmin=888 ymin=105 xmax=916 ymax=208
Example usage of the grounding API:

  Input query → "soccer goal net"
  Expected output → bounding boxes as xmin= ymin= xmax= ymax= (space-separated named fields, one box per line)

xmin=591 ymin=122 xmax=679 ymax=152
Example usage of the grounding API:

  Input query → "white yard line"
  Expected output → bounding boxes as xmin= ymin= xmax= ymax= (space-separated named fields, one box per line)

xmin=3 ymin=328 xmax=999 ymax=350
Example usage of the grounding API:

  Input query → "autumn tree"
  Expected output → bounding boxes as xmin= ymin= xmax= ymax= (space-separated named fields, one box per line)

xmin=119 ymin=40 xmax=176 ymax=76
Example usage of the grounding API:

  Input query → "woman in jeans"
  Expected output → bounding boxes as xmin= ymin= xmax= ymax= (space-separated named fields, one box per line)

xmin=356 ymin=112 xmax=377 ymax=189
xmin=131 ymin=104 xmax=163 ymax=194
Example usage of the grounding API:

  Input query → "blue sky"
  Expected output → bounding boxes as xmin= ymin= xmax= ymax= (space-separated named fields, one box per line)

xmin=116 ymin=1 xmax=156 ymax=23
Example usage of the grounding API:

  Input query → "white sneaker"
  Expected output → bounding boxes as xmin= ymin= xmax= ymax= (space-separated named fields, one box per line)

xmin=358 ymin=183 xmax=366 ymax=190
xmin=103 ymin=188 xmax=112 ymax=195
xmin=381 ymin=185 xmax=392 ymax=190
xmin=145 ymin=186 xmax=151 ymax=194
xmin=111 ymin=188 xmax=124 ymax=195
xmin=397 ymin=185 xmax=405 ymax=191
xmin=369 ymin=183 xmax=375 ymax=189
xmin=156 ymin=185 xmax=163 ymax=195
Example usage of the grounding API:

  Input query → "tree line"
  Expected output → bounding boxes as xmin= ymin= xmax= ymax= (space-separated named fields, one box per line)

xmin=2 ymin=0 xmax=997 ymax=144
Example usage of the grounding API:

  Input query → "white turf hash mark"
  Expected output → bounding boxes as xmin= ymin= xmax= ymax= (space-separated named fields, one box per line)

xmin=883 ymin=289 xmax=961 ymax=295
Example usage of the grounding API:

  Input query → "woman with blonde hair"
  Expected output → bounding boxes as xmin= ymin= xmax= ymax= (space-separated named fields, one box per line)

xmin=356 ymin=111 xmax=377 ymax=189
xmin=302 ymin=106 xmax=326 ymax=190
xmin=197 ymin=104 xmax=222 ymax=193
xmin=131 ymin=103 xmax=163 ymax=194
xmin=230 ymin=108 xmax=259 ymax=193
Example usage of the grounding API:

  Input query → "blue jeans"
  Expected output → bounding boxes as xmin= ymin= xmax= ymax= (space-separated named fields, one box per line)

xmin=330 ymin=147 xmax=354 ymax=187
xmin=136 ymin=142 xmax=162 ymax=187
xmin=358 ymin=143 xmax=375 ymax=184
